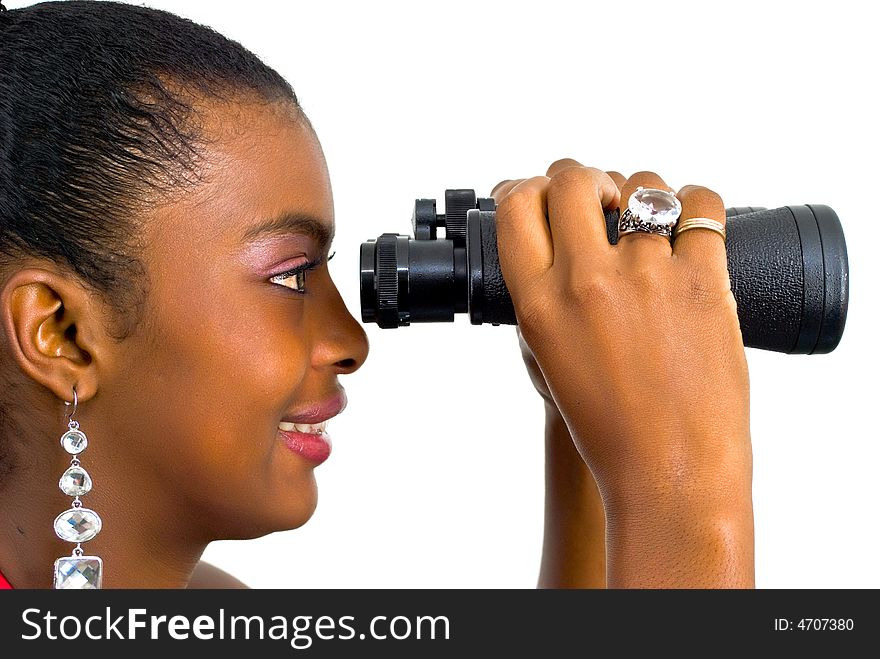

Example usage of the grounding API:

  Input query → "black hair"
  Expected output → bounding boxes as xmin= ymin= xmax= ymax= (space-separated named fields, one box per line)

xmin=0 ymin=0 xmax=303 ymax=340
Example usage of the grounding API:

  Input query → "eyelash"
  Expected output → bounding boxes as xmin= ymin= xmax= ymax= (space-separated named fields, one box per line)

xmin=270 ymin=250 xmax=336 ymax=295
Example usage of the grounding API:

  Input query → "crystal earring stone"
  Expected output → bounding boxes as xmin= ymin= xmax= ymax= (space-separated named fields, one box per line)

xmin=59 ymin=465 xmax=93 ymax=497
xmin=54 ymin=555 xmax=103 ymax=589
xmin=627 ymin=186 xmax=682 ymax=227
xmin=54 ymin=507 xmax=102 ymax=543
xmin=60 ymin=429 xmax=88 ymax=455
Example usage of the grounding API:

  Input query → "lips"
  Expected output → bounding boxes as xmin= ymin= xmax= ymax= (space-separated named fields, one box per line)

xmin=282 ymin=390 xmax=347 ymax=424
xmin=278 ymin=427 xmax=332 ymax=465
xmin=277 ymin=390 xmax=346 ymax=465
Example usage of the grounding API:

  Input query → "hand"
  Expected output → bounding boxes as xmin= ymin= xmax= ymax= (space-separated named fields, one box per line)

xmin=493 ymin=172 xmax=624 ymax=411
xmin=492 ymin=159 xmax=753 ymax=587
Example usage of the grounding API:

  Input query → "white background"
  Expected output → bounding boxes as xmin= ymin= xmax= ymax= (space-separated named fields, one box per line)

xmin=12 ymin=0 xmax=878 ymax=587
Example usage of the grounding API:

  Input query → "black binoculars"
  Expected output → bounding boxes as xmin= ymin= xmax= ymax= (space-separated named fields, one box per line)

xmin=360 ymin=190 xmax=849 ymax=354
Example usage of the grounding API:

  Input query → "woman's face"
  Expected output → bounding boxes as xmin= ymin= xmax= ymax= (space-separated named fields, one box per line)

xmin=101 ymin=98 xmax=369 ymax=539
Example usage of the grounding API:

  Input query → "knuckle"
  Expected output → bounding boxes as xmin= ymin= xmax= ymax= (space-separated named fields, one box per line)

xmin=623 ymin=171 xmax=670 ymax=196
xmin=567 ymin=272 xmax=615 ymax=306
xmin=605 ymin=171 xmax=625 ymax=188
xmin=628 ymin=263 xmax=666 ymax=296
xmin=516 ymin=274 xmax=614 ymax=330
xmin=627 ymin=170 xmax=664 ymax=184
xmin=547 ymin=157 xmax=582 ymax=174
xmin=681 ymin=185 xmax=724 ymax=210
xmin=490 ymin=179 xmax=512 ymax=197
xmin=548 ymin=165 xmax=602 ymax=197
xmin=496 ymin=188 xmax=533 ymax=218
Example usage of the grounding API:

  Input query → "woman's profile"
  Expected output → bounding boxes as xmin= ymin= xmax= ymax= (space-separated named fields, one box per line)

xmin=0 ymin=1 xmax=753 ymax=589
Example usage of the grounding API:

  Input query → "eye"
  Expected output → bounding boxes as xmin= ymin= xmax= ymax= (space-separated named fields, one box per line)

xmin=270 ymin=251 xmax=335 ymax=295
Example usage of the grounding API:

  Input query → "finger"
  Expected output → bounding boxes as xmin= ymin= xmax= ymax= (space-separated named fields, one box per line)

xmin=546 ymin=157 xmax=588 ymax=178
xmin=546 ymin=159 xmax=626 ymax=203
xmin=616 ymin=170 xmax=676 ymax=260
xmin=490 ymin=179 xmax=513 ymax=197
xmin=606 ymin=171 xmax=627 ymax=192
xmin=543 ymin=159 xmax=620 ymax=262
xmin=671 ymin=184 xmax=728 ymax=281
xmin=491 ymin=178 xmax=527 ymax=206
xmin=494 ymin=175 xmax=554 ymax=302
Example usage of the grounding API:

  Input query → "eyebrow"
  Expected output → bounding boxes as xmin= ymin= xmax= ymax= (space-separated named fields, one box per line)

xmin=240 ymin=211 xmax=335 ymax=252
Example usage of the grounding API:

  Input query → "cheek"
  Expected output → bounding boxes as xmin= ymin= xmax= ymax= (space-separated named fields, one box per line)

xmin=124 ymin=285 xmax=312 ymax=469
xmin=188 ymin=296 xmax=312 ymax=438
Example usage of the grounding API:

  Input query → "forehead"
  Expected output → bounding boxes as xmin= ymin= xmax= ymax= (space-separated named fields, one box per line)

xmin=153 ymin=98 xmax=334 ymax=249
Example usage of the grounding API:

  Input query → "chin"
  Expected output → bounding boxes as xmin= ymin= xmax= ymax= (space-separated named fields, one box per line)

xmin=280 ymin=489 xmax=320 ymax=532
xmin=205 ymin=476 xmax=320 ymax=541
xmin=257 ymin=479 xmax=319 ymax=537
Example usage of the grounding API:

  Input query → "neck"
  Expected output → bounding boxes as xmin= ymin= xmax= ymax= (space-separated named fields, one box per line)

xmin=0 ymin=437 xmax=209 ymax=589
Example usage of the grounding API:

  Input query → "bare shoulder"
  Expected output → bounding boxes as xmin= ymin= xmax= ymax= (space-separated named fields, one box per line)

xmin=187 ymin=560 xmax=250 ymax=589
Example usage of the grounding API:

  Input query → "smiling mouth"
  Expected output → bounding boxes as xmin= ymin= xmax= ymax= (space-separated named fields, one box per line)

xmin=278 ymin=420 xmax=327 ymax=435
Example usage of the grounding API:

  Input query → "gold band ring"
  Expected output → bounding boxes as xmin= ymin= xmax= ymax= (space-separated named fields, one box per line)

xmin=673 ymin=217 xmax=726 ymax=243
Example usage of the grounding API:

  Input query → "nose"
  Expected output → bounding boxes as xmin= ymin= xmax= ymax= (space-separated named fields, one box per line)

xmin=311 ymin=278 xmax=369 ymax=375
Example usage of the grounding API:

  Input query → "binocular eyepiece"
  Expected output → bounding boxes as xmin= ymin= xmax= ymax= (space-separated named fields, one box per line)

xmin=360 ymin=189 xmax=849 ymax=354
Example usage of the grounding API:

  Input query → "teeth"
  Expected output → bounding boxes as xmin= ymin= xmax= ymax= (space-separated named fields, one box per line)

xmin=279 ymin=420 xmax=328 ymax=435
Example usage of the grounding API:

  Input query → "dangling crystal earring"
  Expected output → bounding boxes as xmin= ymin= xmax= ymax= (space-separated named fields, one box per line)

xmin=52 ymin=385 xmax=103 ymax=589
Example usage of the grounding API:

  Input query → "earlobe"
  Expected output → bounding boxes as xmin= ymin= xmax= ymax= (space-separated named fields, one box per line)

xmin=0 ymin=267 xmax=100 ymax=404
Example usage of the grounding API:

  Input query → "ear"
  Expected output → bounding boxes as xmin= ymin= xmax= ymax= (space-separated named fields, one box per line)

xmin=0 ymin=266 xmax=106 ymax=405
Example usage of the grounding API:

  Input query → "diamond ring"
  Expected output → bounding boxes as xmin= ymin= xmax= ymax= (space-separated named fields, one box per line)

xmin=618 ymin=187 xmax=682 ymax=240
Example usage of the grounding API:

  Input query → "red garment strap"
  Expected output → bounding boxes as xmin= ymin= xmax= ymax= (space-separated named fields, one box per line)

xmin=0 ymin=567 xmax=13 ymax=589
